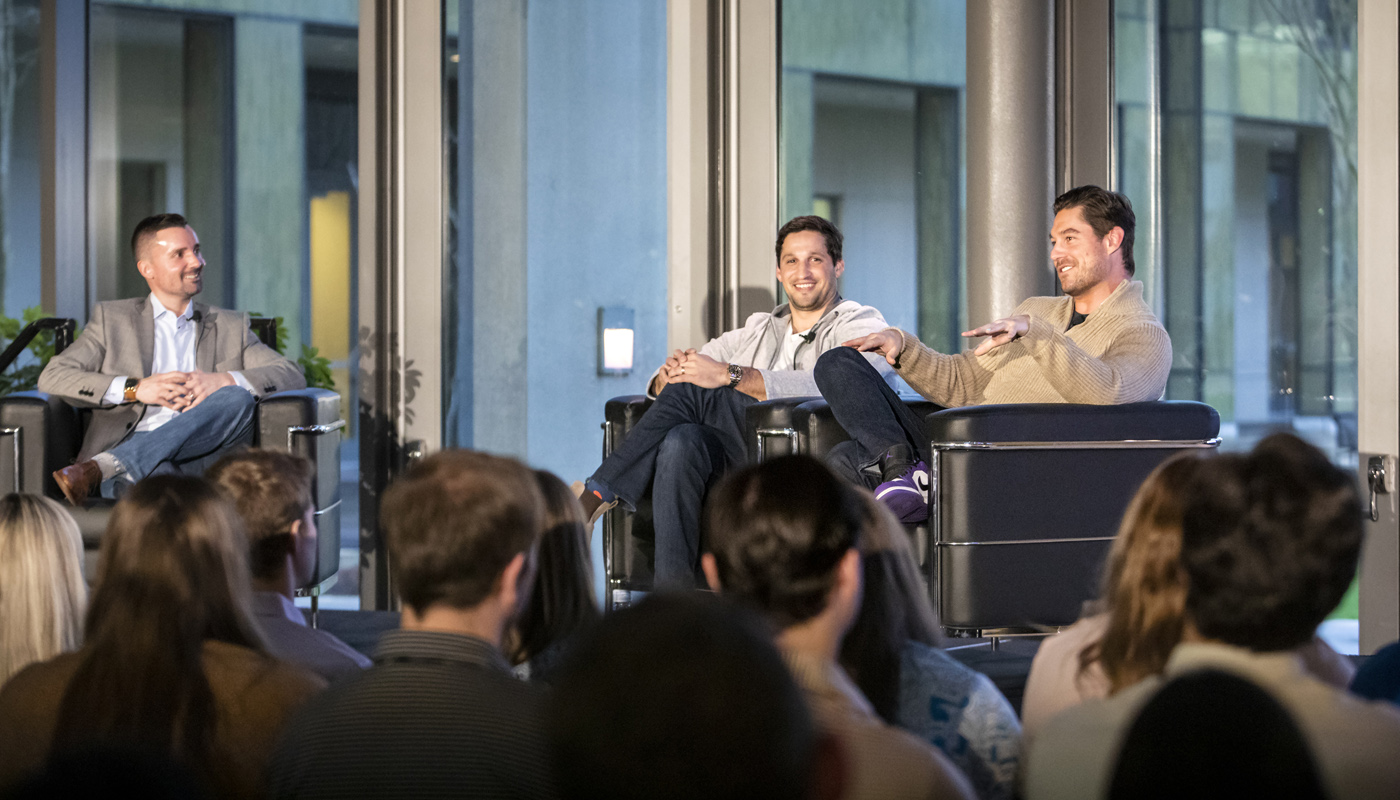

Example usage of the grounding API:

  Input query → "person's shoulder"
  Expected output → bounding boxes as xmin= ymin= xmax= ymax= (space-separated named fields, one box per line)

xmin=1017 ymin=294 xmax=1069 ymax=315
xmin=0 ymin=651 xmax=82 ymax=715
xmin=202 ymin=640 xmax=327 ymax=699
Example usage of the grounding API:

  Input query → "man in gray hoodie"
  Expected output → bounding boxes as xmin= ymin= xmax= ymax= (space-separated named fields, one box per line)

xmin=577 ymin=215 xmax=894 ymax=589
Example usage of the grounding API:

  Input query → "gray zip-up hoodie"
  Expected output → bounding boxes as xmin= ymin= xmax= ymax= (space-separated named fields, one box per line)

xmin=647 ymin=298 xmax=897 ymax=399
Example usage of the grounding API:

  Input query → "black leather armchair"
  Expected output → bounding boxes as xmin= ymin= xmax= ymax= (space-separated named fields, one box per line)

xmin=790 ymin=399 xmax=1221 ymax=636
xmin=0 ymin=319 xmax=345 ymax=607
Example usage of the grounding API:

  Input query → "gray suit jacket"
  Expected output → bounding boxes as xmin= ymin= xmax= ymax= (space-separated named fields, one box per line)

xmin=37 ymin=297 xmax=305 ymax=461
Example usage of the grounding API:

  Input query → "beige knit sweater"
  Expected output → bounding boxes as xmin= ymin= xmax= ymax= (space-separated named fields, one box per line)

xmin=892 ymin=279 xmax=1171 ymax=407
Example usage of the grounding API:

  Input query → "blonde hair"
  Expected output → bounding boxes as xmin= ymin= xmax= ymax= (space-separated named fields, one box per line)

xmin=1079 ymin=453 xmax=1204 ymax=692
xmin=0 ymin=494 xmax=86 ymax=684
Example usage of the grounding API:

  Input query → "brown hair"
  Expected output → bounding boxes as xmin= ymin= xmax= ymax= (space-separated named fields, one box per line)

xmin=207 ymin=449 xmax=314 ymax=581
xmin=381 ymin=449 xmax=544 ymax=614
xmin=53 ymin=476 xmax=265 ymax=771
xmin=775 ymin=215 xmax=843 ymax=263
xmin=1079 ymin=453 xmax=1203 ymax=692
xmin=0 ymin=494 xmax=86 ymax=684
xmin=1053 ymin=185 xmax=1136 ymax=276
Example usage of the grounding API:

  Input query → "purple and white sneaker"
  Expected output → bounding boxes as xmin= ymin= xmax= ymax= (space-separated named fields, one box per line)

xmin=874 ymin=461 xmax=930 ymax=524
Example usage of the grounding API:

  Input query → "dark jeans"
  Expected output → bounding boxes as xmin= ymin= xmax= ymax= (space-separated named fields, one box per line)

xmin=590 ymin=381 xmax=756 ymax=588
xmin=813 ymin=347 xmax=929 ymax=489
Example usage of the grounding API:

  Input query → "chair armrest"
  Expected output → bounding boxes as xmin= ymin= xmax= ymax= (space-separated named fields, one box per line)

xmin=256 ymin=388 xmax=344 ymax=591
xmin=603 ymin=395 xmax=653 ymax=458
xmin=0 ymin=391 xmax=82 ymax=498
xmin=925 ymin=401 xmax=1221 ymax=444
xmin=745 ymin=396 xmax=821 ymax=462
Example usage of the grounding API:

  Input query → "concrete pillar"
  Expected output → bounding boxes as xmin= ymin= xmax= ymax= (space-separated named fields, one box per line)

xmin=965 ymin=0 xmax=1054 ymax=326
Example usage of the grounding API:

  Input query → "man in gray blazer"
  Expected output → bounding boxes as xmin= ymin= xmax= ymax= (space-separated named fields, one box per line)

xmin=39 ymin=213 xmax=304 ymax=505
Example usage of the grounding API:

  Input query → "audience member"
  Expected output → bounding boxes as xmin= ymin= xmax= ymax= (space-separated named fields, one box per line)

xmin=1351 ymin=640 xmax=1400 ymax=705
xmin=1025 ymin=433 xmax=1400 ymax=800
xmin=510 ymin=470 xmax=601 ymax=684
xmin=266 ymin=449 xmax=558 ymax=799
xmin=0 ymin=494 xmax=86 ymax=686
xmin=704 ymin=455 xmax=975 ymax=800
xmin=207 ymin=449 xmax=371 ymax=682
xmin=0 ymin=476 xmax=325 ymax=800
xmin=549 ymin=592 xmax=831 ymax=800
xmin=839 ymin=493 xmax=1021 ymax=800
xmin=1020 ymin=451 xmax=1355 ymax=741
xmin=1107 ymin=670 xmax=1327 ymax=800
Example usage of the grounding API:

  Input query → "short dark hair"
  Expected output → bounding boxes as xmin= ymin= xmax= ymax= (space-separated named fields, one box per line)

xmin=1053 ymin=186 xmax=1136 ymax=276
xmin=207 ymin=450 xmax=315 ymax=582
xmin=130 ymin=213 xmax=190 ymax=261
xmin=775 ymin=215 xmax=843 ymax=264
xmin=705 ymin=455 xmax=863 ymax=629
xmin=548 ymin=592 xmax=817 ymax=800
xmin=1180 ymin=433 xmax=1362 ymax=652
xmin=380 ymin=449 xmax=543 ymax=613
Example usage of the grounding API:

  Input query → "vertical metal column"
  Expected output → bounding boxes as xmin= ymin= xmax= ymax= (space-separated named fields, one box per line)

xmin=357 ymin=0 xmax=443 ymax=611
xmin=1055 ymin=0 xmax=1115 ymax=192
xmin=965 ymin=0 xmax=1056 ymax=325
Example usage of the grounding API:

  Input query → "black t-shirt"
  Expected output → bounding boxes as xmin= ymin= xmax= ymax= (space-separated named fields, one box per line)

xmin=1068 ymin=310 xmax=1089 ymax=330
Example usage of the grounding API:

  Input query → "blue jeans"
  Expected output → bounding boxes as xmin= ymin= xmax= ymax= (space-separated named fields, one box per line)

xmin=813 ymin=347 xmax=929 ymax=490
xmin=105 ymin=385 xmax=257 ymax=492
xmin=590 ymin=381 xmax=756 ymax=589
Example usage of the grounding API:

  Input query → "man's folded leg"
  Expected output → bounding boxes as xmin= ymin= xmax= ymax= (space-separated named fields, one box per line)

xmin=814 ymin=347 xmax=933 ymax=523
xmin=651 ymin=423 xmax=733 ymax=589
xmin=104 ymin=386 xmax=257 ymax=487
xmin=584 ymin=381 xmax=755 ymax=515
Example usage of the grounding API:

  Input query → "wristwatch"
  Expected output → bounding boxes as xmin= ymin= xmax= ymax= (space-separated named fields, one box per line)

xmin=123 ymin=377 xmax=140 ymax=403
xmin=727 ymin=364 xmax=743 ymax=389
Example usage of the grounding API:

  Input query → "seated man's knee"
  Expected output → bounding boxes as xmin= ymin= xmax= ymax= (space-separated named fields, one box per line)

xmin=657 ymin=425 xmax=714 ymax=466
xmin=814 ymin=345 xmax=869 ymax=383
xmin=203 ymin=385 xmax=257 ymax=418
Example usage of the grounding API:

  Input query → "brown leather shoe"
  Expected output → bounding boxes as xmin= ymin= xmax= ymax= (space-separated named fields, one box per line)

xmin=53 ymin=460 xmax=102 ymax=507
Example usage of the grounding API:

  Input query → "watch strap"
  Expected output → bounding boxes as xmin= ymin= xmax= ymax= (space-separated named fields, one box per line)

xmin=727 ymin=364 xmax=743 ymax=389
xmin=123 ymin=377 xmax=140 ymax=403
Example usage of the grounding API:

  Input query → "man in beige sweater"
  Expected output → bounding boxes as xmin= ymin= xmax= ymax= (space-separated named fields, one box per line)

xmin=813 ymin=186 xmax=1171 ymax=522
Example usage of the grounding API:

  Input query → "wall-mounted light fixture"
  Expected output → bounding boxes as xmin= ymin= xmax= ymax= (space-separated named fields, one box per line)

xmin=598 ymin=306 xmax=635 ymax=376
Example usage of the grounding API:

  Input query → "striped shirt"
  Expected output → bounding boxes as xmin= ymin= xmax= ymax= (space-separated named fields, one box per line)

xmin=266 ymin=630 xmax=558 ymax=799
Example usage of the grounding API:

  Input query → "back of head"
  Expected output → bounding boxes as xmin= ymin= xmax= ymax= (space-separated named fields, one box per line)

xmin=512 ymin=469 xmax=601 ymax=669
xmin=0 ymin=494 xmax=86 ymax=684
xmin=381 ymin=449 xmax=543 ymax=614
xmin=705 ymin=455 xmax=864 ymax=629
xmin=55 ymin=475 xmax=262 ymax=767
xmin=207 ymin=449 xmax=314 ymax=583
xmin=1181 ymin=433 xmax=1362 ymax=651
xmin=1086 ymin=453 xmax=1203 ymax=691
xmin=549 ymin=592 xmax=816 ymax=800
xmin=776 ymin=215 xmax=843 ymax=262
xmin=840 ymin=491 xmax=941 ymax=722
xmin=1108 ymin=669 xmax=1327 ymax=800
xmin=1052 ymin=185 xmax=1136 ymax=275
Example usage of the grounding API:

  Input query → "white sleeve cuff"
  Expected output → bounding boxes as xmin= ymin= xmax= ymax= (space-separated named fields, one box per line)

xmin=102 ymin=376 xmax=128 ymax=405
xmin=229 ymin=371 xmax=257 ymax=396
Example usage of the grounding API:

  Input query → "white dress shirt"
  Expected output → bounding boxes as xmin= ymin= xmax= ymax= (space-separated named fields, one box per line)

xmin=101 ymin=294 xmax=254 ymax=432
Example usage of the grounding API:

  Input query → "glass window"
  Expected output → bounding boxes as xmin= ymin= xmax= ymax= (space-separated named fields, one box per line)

xmin=1115 ymin=0 xmax=1359 ymax=634
xmin=1115 ymin=0 xmax=1358 ymax=464
xmin=87 ymin=0 xmax=361 ymax=606
xmin=0 ymin=0 xmax=41 ymax=321
xmin=442 ymin=0 xmax=668 ymax=585
xmin=780 ymin=0 xmax=966 ymax=360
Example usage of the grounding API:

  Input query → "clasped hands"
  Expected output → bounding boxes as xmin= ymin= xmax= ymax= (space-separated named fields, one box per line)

xmin=842 ymin=314 xmax=1032 ymax=363
xmin=652 ymin=349 xmax=730 ymax=393
xmin=133 ymin=370 xmax=236 ymax=411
